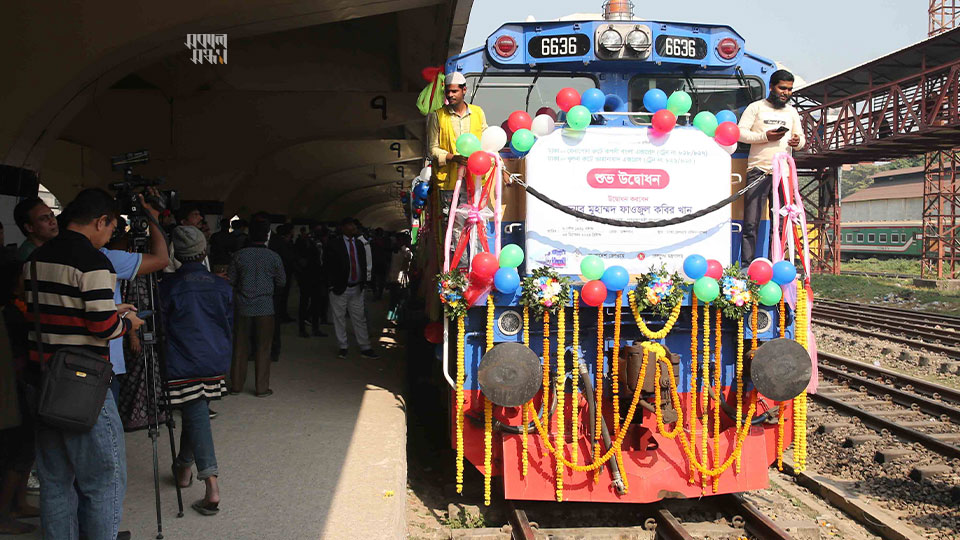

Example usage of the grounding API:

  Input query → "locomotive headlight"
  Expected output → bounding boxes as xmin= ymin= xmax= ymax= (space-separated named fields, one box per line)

xmin=626 ymin=30 xmax=650 ymax=52
xmin=599 ymin=29 xmax=624 ymax=52
xmin=496 ymin=309 xmax=522 ymax=337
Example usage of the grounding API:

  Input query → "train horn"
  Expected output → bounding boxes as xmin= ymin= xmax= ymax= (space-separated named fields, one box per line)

xmin=477 ymin=342 xmax=543 ymax=407
xmin=749 ymin=338 xmax=812 ymax=401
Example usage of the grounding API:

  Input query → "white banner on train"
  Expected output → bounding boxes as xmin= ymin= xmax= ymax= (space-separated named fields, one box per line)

xmin=524 ymin=126 xmax=732 ymax=277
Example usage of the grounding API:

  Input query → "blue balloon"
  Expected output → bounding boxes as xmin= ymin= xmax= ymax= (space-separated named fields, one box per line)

xmin=493 ymin=267 xmax=521 ymax=294
xmin=414 ymin=182 xmax=430 ymax=199
xmin=683 ymin=255 xmax=708 ymax=280
xmin=600 ymin=265 xmax=630 ymax=291
xmin=580 ymin=88 xmax=605 ymax=114
xmin=643 ymin=89 xmax=668 ymax=113
xmin=716 ymin=110 xmax=737 ymax=124
xmin=772 ymin=261 xmax=798 ymax=285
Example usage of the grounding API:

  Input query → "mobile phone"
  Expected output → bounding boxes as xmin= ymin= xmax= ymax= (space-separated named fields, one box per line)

xmin=773 ymin=126 xmax=789 ymax=133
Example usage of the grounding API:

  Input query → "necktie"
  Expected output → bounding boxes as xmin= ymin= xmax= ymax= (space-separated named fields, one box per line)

xmin=348 ymin=238 xmax=358 ymax=283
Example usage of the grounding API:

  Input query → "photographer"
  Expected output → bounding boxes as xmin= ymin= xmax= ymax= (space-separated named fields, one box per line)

xmin=102 ymin=188 xmax=169 ymax=403
xmin=26 ymin=188 xmax=144 ymax=540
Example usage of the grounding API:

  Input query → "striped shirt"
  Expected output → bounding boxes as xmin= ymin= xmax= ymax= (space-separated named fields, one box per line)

xmin=24 ymin=230 xmax=131 ymax=364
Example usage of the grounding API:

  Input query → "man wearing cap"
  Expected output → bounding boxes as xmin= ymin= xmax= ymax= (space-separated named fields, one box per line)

xmin=426 ymin=72 xmax=488 ymax=192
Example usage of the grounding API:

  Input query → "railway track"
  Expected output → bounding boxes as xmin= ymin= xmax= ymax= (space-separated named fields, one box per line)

xmin=812 ymin=300 xmax=960 ymax=359
xmin=814 ymin=351 xmax=960 ymax=460
xmin=816 ymin=298 xmax=960 ymax=331
xmin=505 ymin=495 xmax=794 ymax=539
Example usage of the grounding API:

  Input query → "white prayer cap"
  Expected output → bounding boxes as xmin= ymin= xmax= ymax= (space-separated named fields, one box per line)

xmin=446 ymin=72 xmax=467 ymax=85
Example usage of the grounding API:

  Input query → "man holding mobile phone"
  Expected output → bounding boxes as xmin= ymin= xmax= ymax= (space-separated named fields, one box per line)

xmin=737 ymin=69 xmax=805 ymax=263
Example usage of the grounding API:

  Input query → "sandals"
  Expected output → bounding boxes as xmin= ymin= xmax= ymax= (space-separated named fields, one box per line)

xmin=172 ymin=464 xmax=193 ymax=488
xmin=191 ymin=499 xmax=220 ymax=516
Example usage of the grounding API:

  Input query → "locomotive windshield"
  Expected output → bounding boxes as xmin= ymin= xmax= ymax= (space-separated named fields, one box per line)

xmin=627 ymin=75 xmax=763 ymax=124
xmin=465 ymin=74 xmax=596 ymax=124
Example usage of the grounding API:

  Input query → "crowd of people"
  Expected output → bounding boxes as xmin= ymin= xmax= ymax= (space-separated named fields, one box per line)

xmin=0 ymin=188 xmax=412 ymax=538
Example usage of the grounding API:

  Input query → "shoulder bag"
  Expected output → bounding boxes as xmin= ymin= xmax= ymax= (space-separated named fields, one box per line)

xmin=31 ymin=259 xmax=114 ymax=431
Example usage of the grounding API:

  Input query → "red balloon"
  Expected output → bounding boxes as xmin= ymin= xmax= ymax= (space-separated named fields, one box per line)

xmin=536 ymin=107 xmax=558 ymax=121
xmin=705 ymin=259 xmax=723 ymax=280
xmin=507 ymin=111 xmax=533 ymax=133
xmin=556 ymin=88 xmax=581 ymax=112
xmin=463 ymin=282 xmax=492 ymax=307
xmin=651 ymin=109 xmax=677 ymax=133
xmin=467 ymin=151 xmax=493 ymax=176
xmin=424 ymin=322 xmax=444 ymax=344
xmin=471 ymin=252 xmax=499 ymax=280
xmin=581 ymin=280 xmax=608 ymax=307
xmin=715 ymin=121 xmax=740 ymax=146
xmin=748 ymin=259 xmax=773 ymax=284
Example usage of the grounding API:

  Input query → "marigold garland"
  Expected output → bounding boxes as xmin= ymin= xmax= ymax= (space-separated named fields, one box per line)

xmin=778 ymin=296 xmax=786 ymax=338
xmin=521 ymin=306 xmax=530 ymax=477
xmin=628 ymin=290 xmax=683 ymax=340
xmin=653 ymin=348 xmax=760 ymax=478
xmin=483 ymin=296 xmax=494 ymax=506
xmin=688 ymin=294 xmax=699 ymax=484
xmin=542 ymin=311 xmax=551 ymax=448
xmin=526 ymin=344 xmax=653 ymax=473
xmin=750 ymin=302 xmax=759 ymax=352
xmin=735 ymin=320 xmax=744 ymax=474
xmin=612 ymin=292 xmax=623 ymax=437
xmin=777 ymin=400 xmax=786 ymax=471
xmin=527 ymin=341 xmax=759 ymax=481
xmin=700 ymin=303 xmax=710 ymax=494
xmin=594 ymin=305 xmax=604 ymax=483
xmin=555 ymin=305 xmax=566 ymax=501
xmin=713 ymin=307 xmax=722 ymax=492
xmin=455 ymin=316 xmax=465 ymax=494
xmin=483 ymin=397 xmax=492 ymax=506
xmin=571 ymin=291 xmax=581 ymax=465
xmin=793 ymin=283 xmax=809 ymax=472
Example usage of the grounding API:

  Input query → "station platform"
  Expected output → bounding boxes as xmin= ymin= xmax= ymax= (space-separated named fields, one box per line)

xmin=21 ymin=296 xmax=409 ymax=540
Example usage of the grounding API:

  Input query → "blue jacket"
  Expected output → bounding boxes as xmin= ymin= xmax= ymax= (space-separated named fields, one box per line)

xmin=160 ymin=262 xmax=234 ymax=380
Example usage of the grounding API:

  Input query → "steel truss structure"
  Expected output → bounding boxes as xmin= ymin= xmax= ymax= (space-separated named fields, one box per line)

xmin=931 ymin=1 xmax=960 ymax=37
xmin=792 ymin=28 xmax=960 ymax=276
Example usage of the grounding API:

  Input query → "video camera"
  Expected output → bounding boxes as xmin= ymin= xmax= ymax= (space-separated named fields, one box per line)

xmin=109 ymin=150 xmax=179 ymax=234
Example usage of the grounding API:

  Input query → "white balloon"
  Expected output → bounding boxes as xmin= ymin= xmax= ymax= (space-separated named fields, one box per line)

xmin=531 ymin=114 xmax=557 ymax=137
xmin=419 ymin=166 xmax=431 ymax=179
xmin=480 ymin=126 xmax=508 ymax=153
xmin=721 ymin=142 xmax=737 ymax=155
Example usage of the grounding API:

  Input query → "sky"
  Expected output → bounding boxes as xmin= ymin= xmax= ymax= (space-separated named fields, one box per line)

xmin=462 ymin=0 xmax=928 ymax=84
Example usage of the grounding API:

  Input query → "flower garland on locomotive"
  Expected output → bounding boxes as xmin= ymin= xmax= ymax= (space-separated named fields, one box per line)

xmin=423 ymin=14 xmax=816 ymax=507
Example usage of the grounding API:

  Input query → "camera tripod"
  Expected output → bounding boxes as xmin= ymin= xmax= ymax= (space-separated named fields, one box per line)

xmin=125 ymin=219 xmax=184 ymax=539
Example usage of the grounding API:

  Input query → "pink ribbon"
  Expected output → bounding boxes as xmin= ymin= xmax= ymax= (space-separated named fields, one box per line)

xmin=771 ymin=152 xmax=818 ymax=394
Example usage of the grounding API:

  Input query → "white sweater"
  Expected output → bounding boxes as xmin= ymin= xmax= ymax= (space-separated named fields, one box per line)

xmin=737 ymin=99 xmax=805 ymax=173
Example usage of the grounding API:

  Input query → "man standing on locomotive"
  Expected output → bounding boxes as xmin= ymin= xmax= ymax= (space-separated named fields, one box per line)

xmin=426 ymin=72 xmax=488 ymax=196
xmin=737 ymin=69 xmax=805 ymax=263
xmin=425 ymin=72 xmax=488 ymax=318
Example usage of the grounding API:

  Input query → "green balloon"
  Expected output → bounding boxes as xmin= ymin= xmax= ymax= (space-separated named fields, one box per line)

xmin=511 ymin=129 xmax=536 ymax=153
xmin=693 ymin=277 xmax=720 ymax=303
xmin=499 ymin=244 xmax=524 ymax=268
xmin=566 ymin=105 xmax=591 ymax=130
xmin=666 ymin=91 xmax=692 ymax=116
xmin=580 ymin=255 xmax=605 ymax=281
xmin=456 ymin=133 xmax=481 ymax=157
xmin=692 ymin=111 xmax=719 ymax=136
xmin=758 ymin=281 xmax=783 ymax=306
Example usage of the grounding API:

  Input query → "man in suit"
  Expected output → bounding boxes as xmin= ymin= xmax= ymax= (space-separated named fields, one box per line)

xmin=326 ymin=217 xmax=378 ymax=360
